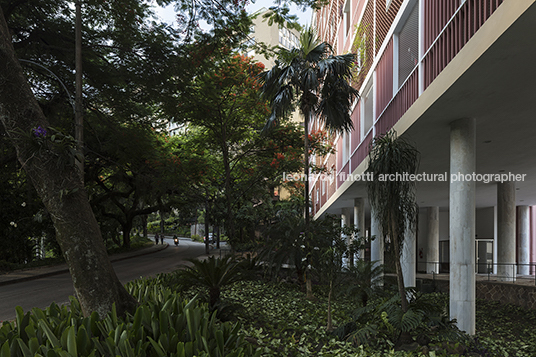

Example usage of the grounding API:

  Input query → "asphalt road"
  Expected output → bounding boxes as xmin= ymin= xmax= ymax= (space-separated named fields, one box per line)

xmin=0 ymin=238 xmax=207 ymax=322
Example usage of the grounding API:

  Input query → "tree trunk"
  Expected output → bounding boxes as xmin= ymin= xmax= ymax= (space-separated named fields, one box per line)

xmin=74 ymin=0 xmax=84 ymax=182
xmin=221 ymin=122 xmax=235 ymax=242
xmin=159 ymin=210 xmax=165 ymax=235
xmin=215 ymin=225 xmax=220 ymax=249
xmin=326 ymin=280 xmax=333 ymax=331
xmin=303 ymin=112 xmax=310 ymax=228
xmin=303 ymin=112 xmax=314 ymax=299
xmin=0 ymin=8 xmax=137 ymax=317
xmin=141 ymin=214 xmax=148 ymax=239
xmin=122 ymin=221 xmax=132 ymax=249
xmin=204 ymin=194 xmax=210 ymax=254
xmin=391 ymin=217 xmax=408 ymax=313
xmin=390 ymin=218 xmax=413 ymax=344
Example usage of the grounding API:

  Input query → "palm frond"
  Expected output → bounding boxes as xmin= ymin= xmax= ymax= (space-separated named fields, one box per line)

xmin=366 ymin=130 xmax=420 ymax=256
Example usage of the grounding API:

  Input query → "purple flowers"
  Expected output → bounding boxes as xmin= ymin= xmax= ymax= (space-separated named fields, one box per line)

xmin=33 ymin=126 xmax=47 ymax=137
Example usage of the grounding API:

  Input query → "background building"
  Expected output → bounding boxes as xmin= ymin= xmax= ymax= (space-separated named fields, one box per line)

xmin=246 ymin=8 xmax=301 ymax=66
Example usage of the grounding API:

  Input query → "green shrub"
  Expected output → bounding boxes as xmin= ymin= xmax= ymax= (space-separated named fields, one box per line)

xmin=191 ymin=234 xmax=203 ymax=243
xmin=173 ymin=256 xmax=254 ymax=309
xmin=0 ymin=279 xmax=258 ymax=357
xmin=333 ymin=290 xmax=466 ymax=351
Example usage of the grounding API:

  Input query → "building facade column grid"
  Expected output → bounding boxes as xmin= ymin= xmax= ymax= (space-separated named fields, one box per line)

xmin=497 ymin=181 xmax=516 ymax=282
xmin=449 ymin=117 xmax=476 ymax=335
xmin=517 ymin=205 xmax=530 ymax=276
xmin=426 ymin=206 xmax=440 ymax=274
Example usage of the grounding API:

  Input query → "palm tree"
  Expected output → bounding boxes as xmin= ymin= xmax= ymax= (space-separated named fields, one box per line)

xmin=366 ymin=130 xmax=420 ymax=314
xmin=260 ymin=27 xmax=359 ymax=297
xmin=177 ymin=256 xmax=248 ymax=309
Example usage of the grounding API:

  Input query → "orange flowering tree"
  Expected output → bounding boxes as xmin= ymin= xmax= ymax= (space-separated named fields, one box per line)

xmin=174 ymin=54 xmax=303 ymax=244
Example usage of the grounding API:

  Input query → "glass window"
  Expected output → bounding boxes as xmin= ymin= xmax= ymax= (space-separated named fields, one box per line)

xmin=343 ymin=0 xmax=351 ymax=36
xmin=397 ymin=2 xmax=419 ymax=88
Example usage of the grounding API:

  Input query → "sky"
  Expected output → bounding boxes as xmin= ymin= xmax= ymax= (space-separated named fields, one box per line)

xmin=153 ymin=0 xmax=312 ymax=29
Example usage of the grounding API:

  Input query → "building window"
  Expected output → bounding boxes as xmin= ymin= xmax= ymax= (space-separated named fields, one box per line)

xmin=343 ymin=0 xmax=351 ymax=36
xmin=279 ymin=27 xmax=299 ymax=49
xmin=342 ymin=132 xmax=350 ymax=164
xmin=344 ymin=132 xmax=352 ymax=160
xmin=363 ymin=83 xmax=374 ymax=137
xmin=397 ymin=2 xmax=419 ymax=88
xmin=322 ymin=179 xmax=326 ymax=195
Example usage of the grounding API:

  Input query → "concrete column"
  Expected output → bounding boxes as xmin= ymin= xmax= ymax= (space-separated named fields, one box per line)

xmin=426 ymin=207 xmax=440 ymax=273
xmin=493 ymin=206 xmax=498 ymax=275
xmin=341 ymin=210 xmax=349 ymax=267
xmin=370 ymin=206 xmax=384 ymax=265
xmin=402 ymin=224 xmax=416 ymax=287
xmin=497 ymin=182 xmax=516 ymax=281
xmin=354 ymin=198 xmax=365 ymax=260
xmin=518 ymin=206 xmax=530 ymax=275
xmin=370 ymin=206 xmax=384 ymax=285
xmin=449 ymin=118 xmax=476 ymax=335
xmin=531 ymin=207 xmax=536 ymax=275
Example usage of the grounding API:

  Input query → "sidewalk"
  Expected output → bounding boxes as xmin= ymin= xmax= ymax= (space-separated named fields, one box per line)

xmin=0 ymin=243 xmax=169 ymax=287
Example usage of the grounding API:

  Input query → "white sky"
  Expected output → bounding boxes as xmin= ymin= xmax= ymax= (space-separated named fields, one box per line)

xmin=153 ymin=0 xmax=312 ymax=28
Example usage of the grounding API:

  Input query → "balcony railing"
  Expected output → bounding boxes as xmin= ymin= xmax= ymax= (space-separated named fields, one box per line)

xmin=423 ymin=0 xmax=504 ymax=89
xmin=417 ymin=260 xmax=536 ymax=285
xmin=316 ymin=0 xmax=506 ymax=214
xmin=376 ymin=68 xmax=419 ymax=136
xmin=351 ymin=129 xmax=373 ymax=170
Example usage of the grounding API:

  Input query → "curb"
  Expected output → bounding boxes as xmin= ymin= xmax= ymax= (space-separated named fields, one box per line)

xmin=0 ymin=243 xmax=169 ymax=287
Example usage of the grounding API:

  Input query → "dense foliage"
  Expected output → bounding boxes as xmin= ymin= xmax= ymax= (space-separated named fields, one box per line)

xmin=173 ymin=53 xmax=305 ymax=245
xmin=0 ymin=127 xmax=57 ymax=265
xmin=0 ymin=0 xmax=329 ymax=318
xmin=2 ymin=257 xmax=536 ymax=356
xmin=0 ymin=279 xmax=256 ymax=357
xmin=367 ymin=130 xmax=420 ymax=314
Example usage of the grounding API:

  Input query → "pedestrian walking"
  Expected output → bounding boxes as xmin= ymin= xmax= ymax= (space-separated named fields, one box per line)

xmin=160 ymin=234 xmax=164 ymax=244
xmin=154 ymin=233 xmax=159 ymax=245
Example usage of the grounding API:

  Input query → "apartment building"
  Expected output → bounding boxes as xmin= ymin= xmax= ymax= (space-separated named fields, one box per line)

xmin=246 ymin=9 xmax=300 ymax=67
xmin=311 ymin=0 xmax=536 ymax=334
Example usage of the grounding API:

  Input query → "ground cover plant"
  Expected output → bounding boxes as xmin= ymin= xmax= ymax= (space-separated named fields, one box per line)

xmin=156 ymin=255 xmax=533 ymax=356
xmin=2 ymin=255 xmax=536 ymax=356
xmin=475 ymin=299 xmax=536 ymax=356
xmin=219 ymin=280 xmax=536 ymax=356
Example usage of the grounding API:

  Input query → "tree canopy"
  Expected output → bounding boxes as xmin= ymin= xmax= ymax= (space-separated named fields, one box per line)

xmin=0 ymin=0 xmax=324 ymax=317
xmin=173 ymin=53 xmax=304 ymax=245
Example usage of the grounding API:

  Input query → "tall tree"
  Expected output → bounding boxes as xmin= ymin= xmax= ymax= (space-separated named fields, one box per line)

xmin=366 ymin=130 xmax=420 ymax=313
xmin=0 ymin=0 xmax=319 ymax=317
xmin=174 ymin=54 xmax=303 ymax=244
xmin=260 ymin=26 xmax=359 ymax=297
xmin=86 ymin=122 xmax=196 ymax=248
xmin=0 ymin=6 xmax=137 ymax=317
